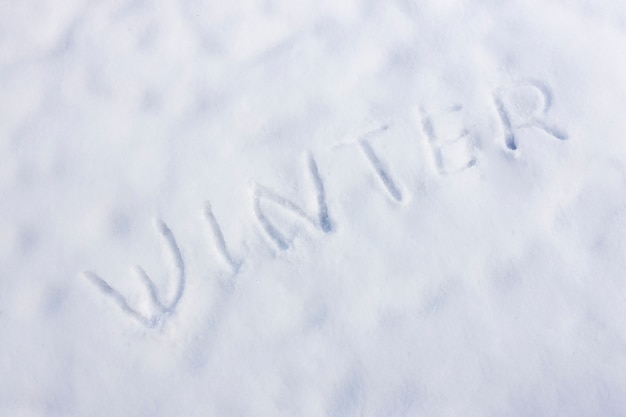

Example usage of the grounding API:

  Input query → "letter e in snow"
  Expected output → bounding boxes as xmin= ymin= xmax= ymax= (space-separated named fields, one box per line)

xmin=420 ymin=105 xmax=478 ymax=175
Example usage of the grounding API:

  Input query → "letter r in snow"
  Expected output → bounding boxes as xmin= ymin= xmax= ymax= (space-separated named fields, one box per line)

xmin=493 ymin=81 xmax=568 ymax=151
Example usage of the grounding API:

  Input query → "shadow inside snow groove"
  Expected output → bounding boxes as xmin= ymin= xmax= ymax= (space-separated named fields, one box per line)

xmin=357 ymin=126 xmax=405 ymax=202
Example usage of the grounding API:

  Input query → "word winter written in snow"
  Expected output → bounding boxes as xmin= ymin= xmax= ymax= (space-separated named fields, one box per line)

xmin=83 ymin=80 xmax=568 ymax=328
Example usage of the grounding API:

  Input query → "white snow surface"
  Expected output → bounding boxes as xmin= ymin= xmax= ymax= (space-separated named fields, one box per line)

xmin=2 ymin=0 xmax=626 ymax=415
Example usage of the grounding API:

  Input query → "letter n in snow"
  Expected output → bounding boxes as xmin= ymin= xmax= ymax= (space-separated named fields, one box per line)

xmin=253 ymin=153 xmax=333 ymax=250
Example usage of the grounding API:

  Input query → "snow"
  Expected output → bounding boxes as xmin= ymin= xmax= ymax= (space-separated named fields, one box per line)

xmin=2 ymin=0 xmax=626 ymax=415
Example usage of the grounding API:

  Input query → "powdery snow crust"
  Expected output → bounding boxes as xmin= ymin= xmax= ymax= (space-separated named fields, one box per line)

xmin=2 ymin=0 xmax=626 ymax=415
